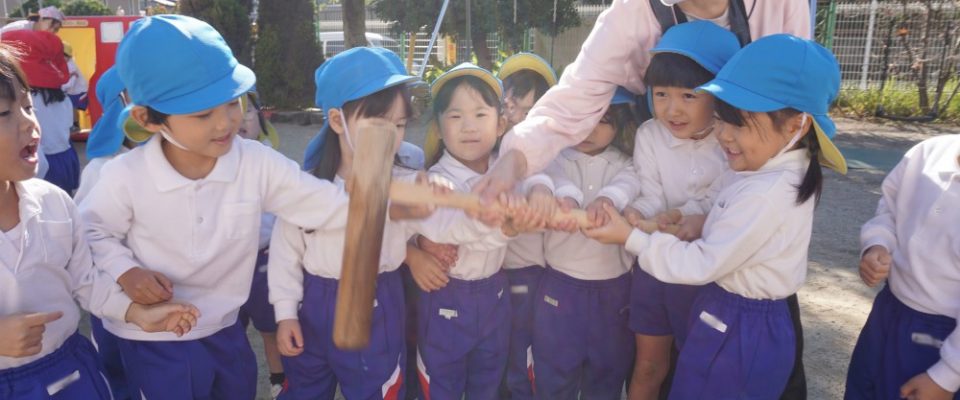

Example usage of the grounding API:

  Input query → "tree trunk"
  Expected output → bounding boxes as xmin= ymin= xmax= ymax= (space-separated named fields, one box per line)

xmin=471 ymin=28 xmax=493 ymax=70
xmin=343 ymin=0 xmax=368 ymax=49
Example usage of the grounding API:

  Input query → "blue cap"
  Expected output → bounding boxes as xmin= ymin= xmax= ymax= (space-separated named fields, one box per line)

xmin=302 ymin=47 xmax=417 ymax=171
xmin=86 ymin=67 xmax=126 ymax=159
xmin=611 ymin=87 xmax=636 ymax=105
xmin=697 ymin=34 xmax=847 ymax=173
xmin=115 ymin=15 xmax=255 ymax=133
xmin=651 ymin=20 xmax=740 ymax=74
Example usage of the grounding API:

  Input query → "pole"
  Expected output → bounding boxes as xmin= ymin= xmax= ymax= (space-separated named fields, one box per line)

xmin=465 ymin=0 xmax=472 ymax=63
xmin=418 ymin=0 xmax=451 ymax=77
xmin=860 ymin=0 xmax=878 ymax=90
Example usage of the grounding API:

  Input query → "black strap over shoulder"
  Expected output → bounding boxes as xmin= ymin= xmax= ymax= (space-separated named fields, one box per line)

xmin=648 ymin=0 xmax=752 ymax=46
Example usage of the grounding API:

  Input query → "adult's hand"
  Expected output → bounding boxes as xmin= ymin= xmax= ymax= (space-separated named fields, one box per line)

xmin=472 ymin=149 xmax=528 ymax=206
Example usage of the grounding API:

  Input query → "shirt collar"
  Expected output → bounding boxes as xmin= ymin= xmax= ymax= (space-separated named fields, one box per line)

xmin=560 ymin=147 xmax=624 ymax=164
xmin=737 ymin=148 xmax=811 ymax=176
xmin=145 ymin=135 xmax=242 ymax=192
xmin=14 ymin=180 xmax=42 ymax=223
xmin=935 ymin=143 xmax=960 ymax=181
xmin=436 ymin=151 xmax=491 ymax=185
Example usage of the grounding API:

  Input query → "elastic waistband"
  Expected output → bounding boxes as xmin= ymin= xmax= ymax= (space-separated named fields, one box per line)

xmin=305 ymin=269 xmax=401 ymax=288
xmin=445 ymin=270 xmax=508 ymax=292
xmin=700 ymin=284 xmax=789 ymax=313
xmin=884 ymin=285 xmax=957 ymax=327
xmin=544 ymin=266 xmax=629 ymax=289
xmin=0 ymin=332 xmax=85 ymax=382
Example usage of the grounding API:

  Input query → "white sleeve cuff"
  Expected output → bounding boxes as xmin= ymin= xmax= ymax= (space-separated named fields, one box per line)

xmin=521 ymin=174 xmax=555 ymax=195
xmin=102 ymin=292 xmax=134 ymax=324
xmin=555 ymin=186 xmax=584 ymax=206
xmin=103 ymin=260 xmax=139 ymax=283
xmin=625 ymin=228 xmax=650 ymax=256
xmin=597 ymin=187 xmax=630 ymax=211
xmin=677 ymin=201 xmax=705 ymax=217
xmin=928 ymin=360 xmax=960 ymax=393
xmin=273 ymin=300 xmax=300 ymax=322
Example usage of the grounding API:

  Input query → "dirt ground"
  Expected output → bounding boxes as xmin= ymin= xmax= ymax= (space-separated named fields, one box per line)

xmin=75 ymin=117 xmax=958 ymax=399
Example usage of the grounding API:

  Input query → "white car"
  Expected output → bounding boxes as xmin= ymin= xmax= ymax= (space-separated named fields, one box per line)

xmin=318 ymin=32 xmax=400 ymax=57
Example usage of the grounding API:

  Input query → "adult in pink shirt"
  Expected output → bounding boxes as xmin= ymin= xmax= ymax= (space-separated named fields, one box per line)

xmin=475 ymin=0 xmax=811 ymax=199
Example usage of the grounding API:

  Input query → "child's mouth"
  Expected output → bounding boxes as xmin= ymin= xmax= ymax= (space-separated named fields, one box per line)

xmin=212 ymin=133 xmax=233 ymax=144
xmin=668 ymin=121 xmax=688 ymax=131
xmin=20 ymin=141 xmax=38 ymax=164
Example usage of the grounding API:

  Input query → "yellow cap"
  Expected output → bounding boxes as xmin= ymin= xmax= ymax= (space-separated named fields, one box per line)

xmin=813 ymin=120 xmax=847 ymax=174
xmin=498 ymin=52 xmax=557 ymax=87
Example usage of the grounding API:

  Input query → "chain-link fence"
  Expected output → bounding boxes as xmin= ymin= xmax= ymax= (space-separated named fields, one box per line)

xmin=817 ymin=0 xmax=959 ymax=91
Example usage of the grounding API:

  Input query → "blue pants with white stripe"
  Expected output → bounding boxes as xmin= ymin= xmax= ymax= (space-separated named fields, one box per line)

xmin=845 ymin=285 xmax=960 ymax=400
xmin=0 ymin=332 xmax=111 ymax=400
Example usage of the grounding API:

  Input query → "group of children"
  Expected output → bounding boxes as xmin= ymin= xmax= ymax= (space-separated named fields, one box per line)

xmin=0 ymin=10 xmax=957 ymax=400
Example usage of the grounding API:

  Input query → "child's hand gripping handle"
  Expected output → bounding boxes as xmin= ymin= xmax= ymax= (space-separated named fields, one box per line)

xmin=389 ymin=181 xmax=674 ymax=234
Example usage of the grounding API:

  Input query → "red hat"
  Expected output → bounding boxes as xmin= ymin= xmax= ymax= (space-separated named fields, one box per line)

xmin=1 ymin=30 xmax=68 ymax=89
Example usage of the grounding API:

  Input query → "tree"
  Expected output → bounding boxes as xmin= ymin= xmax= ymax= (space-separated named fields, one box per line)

xmin=10 ymin=0 xmax=63 ymax=18
xmin=179 ymin=0 xmax=254 ymax=66
xmin=372 ymin=0 xmax=580 ymax=70
xmin=342 ymin=0 xmax=369 ymax=48
xmin=62 ymin=0 xmax=113 ymax=16
xmin=254 ymin=0 xmax=323 ymax=109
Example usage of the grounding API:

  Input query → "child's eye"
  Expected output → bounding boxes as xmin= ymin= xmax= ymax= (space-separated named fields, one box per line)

xmin=683 ymin=93 xmax=698 ymax=100
xmin=476 ymin=113 xmax=487 ymax=118
xmin=0 ymin=109 xmax=10 ymax=117
xmin=653 ymin=91 xmax=667 ymax=97
xmin=23 ymin=105 xmax=33 ymax=115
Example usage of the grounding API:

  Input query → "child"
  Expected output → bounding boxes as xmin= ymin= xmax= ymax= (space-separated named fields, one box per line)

xmin=499 ymin=52 xmax=557 ymax=131
xmin=530 ymin=87 xmax=639 ymax=399
xmin=235 ymin=90 xmax=287 ymax=399
xmin=414 ymin=63 xmax=528 ymax=400
xmin=0 ymin=43 xmax=198 ymax=400
xmin=78 ymin=15 xmax=350 ymax=400
xmin=72 ymin=66 xmax=132 ymax=400
xmin=585 ymin=34 xmax=846 ymax=399
xmin=496 ymin=51 xmax=558 ymax=400
xmin=846 ymin=134 xmax=960 ymax=400
xmin=620 ymin=21 xmax=740 ymax=399
xmin=61 ymin=42 xmax=89 ymax=112
xmin=1 ymin=30 xmax=77 ymax=195
xmin=271 ymin=47 xmax=510 ymax=400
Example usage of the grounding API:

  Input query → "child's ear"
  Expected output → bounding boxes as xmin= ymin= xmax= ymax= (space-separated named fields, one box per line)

xmin=497 ymin=114 xmax=508 ymax=138
xmin=328 ymin=109 xmax=345 ymax=136
xmin=129 ymin=106 xmax=163 ymax=133
xmin=791 ymin=113 xmax=813 ymax=138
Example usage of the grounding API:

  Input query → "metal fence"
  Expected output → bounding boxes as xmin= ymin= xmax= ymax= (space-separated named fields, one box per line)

xmin=318 ymin=1 xmax=958 ymax=94
xmin=816 ymin=0 xmax=959 ymax=92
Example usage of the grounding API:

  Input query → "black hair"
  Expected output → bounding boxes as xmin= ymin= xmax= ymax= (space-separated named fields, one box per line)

xmin=715 ymin=100 xmax=823 ymax=205
xmin=643 ymin=52 xmax=715 ymax=90
xmin=0 ymin=45 xmax=30 ymax=102
xmin=30 ymin=87 xmax=65 ymax=105
xmin=144 ymin=106 xmax=169 ymax=125
xmin=312 ymin=84 xmax=413 ymax=181
xmin=428 ymin=75 xmax=502 ymax=167
xmin=601 ymin=102 xmax=639 ymax=156
xmin=502 ymin=69 xmax=549 ymax=103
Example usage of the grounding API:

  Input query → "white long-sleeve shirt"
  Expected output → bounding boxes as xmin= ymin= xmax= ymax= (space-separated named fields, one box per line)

xmin=269 ymin=168 xmax=508 ymax=321
xmin=0 ymin=179 xmax=114 ymax=369
xmin=629 ymin=119 xmax=727 ymax=218
xmin=32 ymin=94 xmax=74 ymax=155
xmin=859 ymin=135 xmax=960 ymax=392
xmin=545 ymin=148 xmax=635 ymax=280
xmin=627 ymin=150 xmax=813 ymax=299
xmin=79 ymin=136 xmax=349 ymax=341
xmin=428 ymin=153 xmax=515 ymax=280
xmin=551 ymin=148 xmax=640 ymax=211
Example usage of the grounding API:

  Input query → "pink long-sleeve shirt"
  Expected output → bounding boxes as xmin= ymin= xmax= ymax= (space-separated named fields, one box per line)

xmin=500 ymin=0 xmax=811 ymax=175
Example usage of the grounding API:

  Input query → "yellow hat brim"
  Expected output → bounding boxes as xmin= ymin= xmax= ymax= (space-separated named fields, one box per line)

xmin=123 ymin=117 xmax=154 ymax=143
xmin=431 ymin=65 xmax=502 ymax=99
xmin=424 ymin=120 xmax=442 ymax=165
xmin=498 ymin=53 xmax=558 ymax=86
xmin=813 ymin=120 xmax=847 ymax=174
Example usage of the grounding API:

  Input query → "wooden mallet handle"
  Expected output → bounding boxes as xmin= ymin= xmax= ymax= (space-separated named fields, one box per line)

xmin=388 ymin=181 xmax=675 ymax=234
